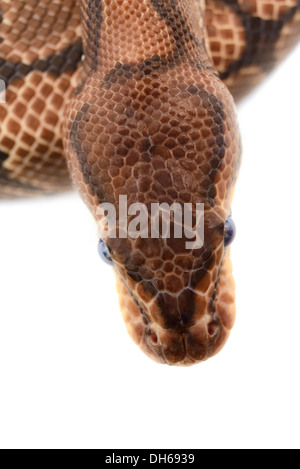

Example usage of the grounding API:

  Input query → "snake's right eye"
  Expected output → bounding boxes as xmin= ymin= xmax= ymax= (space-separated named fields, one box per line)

xmin=98 ymin=239 xmax=113 ymax=265
xmin=224 ymin=217 xmax=236 ymax=247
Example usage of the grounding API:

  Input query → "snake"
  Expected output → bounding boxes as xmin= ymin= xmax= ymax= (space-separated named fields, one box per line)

xmin=1 ymin=1 xmax=300 ymax=366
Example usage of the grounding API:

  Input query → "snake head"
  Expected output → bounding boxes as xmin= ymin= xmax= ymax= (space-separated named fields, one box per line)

xmin=104 ymin=206 xmax=236 ymax=365
xmin=65 ymin=59 xmax=240 ymax=365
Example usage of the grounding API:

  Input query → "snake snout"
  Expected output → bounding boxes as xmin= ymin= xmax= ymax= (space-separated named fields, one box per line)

xmin=140 ymin=316 xmax=229 ymax=366
xmin=117 ymin=246 xmax=236 ymax=365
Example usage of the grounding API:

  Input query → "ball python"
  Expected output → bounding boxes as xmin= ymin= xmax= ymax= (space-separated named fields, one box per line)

xmin=1 ymin=0 xmax=300 ymax=365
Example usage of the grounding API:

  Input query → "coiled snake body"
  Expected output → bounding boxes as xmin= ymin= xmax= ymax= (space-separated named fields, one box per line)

xmin=1 ymin=0 xmax=300 ymax=365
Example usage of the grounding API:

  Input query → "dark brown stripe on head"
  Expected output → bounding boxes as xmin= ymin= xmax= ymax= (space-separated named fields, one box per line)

xmin=70 ymin=56 xmax=226 ymax=208
xmin=83 ymin=0 xmax=102 ymax=71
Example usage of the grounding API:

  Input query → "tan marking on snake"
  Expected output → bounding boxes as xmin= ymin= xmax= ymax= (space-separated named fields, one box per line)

xmin=1 ymin=0 xmax=300 ymax=364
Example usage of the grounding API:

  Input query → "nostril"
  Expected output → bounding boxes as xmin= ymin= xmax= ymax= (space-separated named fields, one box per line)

xmin=149 ymin=332 xmax=158 ymax=345
xmin=208 ymin=321 xmax=218 ymax=337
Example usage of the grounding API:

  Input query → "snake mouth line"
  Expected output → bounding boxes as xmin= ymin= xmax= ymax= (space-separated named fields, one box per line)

xmin=115 ymin=251 xmax=226 ymax=365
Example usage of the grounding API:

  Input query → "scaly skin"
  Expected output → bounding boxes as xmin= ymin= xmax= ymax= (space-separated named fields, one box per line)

xmin=64 ymin=0 xmax=240 ymax=365
xmin=1 ymin=0 xmax=300 ymax=364
xmin=1 ymin=1 xmax=300 ymax=196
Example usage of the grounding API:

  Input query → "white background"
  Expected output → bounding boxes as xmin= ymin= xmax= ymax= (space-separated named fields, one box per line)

xmin=0 ymin=44 xmax=300 ymax=450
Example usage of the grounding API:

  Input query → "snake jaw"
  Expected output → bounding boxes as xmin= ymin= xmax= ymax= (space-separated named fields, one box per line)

xmin=113 ymin=218 xmax=235 ymax=366
xmin=64 ymin=20 xmax=240 ymax=365
xmin=118 ymin=270 xmax=233 ymax=366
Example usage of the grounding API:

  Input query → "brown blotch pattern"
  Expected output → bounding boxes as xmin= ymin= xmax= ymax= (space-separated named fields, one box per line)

xmin=65 ymin=0 xmax=240 ymax=365
xmin=1 ymin=0 xmax=300 ymax=362
xmin=206 ymin=0 xmax=300 ymax=100
xmin=0 ymin=0 xmax=82 ymax=195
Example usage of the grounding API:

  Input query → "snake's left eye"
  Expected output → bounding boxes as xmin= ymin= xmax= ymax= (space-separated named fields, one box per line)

xmin=224 ymin=217 xmax=236 ymax=247
xmin=98 ymin=239 xmax=113 ymax=265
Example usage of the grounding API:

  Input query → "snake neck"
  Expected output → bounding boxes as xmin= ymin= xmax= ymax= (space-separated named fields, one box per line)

xmin=79 ymin=0 xmax=211 ymax=75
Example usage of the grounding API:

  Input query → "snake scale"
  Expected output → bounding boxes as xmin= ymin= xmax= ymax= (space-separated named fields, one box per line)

xmin=1 ymin=1 xmax=300 ymax=365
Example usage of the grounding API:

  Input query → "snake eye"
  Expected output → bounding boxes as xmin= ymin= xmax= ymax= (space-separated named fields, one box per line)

xmin=98 ymin=239 xmax=113 ymax=265
xmin=224 ymin=217 xmax=236 ymax=247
